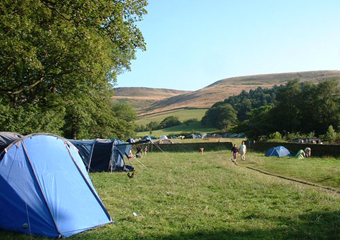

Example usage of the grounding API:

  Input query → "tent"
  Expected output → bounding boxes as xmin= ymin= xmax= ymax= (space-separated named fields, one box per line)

xmin=295 ymin=149 xmax=305 ymax=159
xmin=0 ymin=133 xmax=112 ymax=238
xmin=160 ymin=135 xmax=168 ymax=140
xmin=0 ymin=132 xmax=22 ymax=153
xmin=70 ymin=139 xmax=134 ymax=172
xmin=265 ymin=146 xmax=292 ymax=157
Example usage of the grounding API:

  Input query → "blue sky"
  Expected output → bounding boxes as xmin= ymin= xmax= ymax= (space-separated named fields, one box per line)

xmin=116 ymin=0 xmax=340 ymax=91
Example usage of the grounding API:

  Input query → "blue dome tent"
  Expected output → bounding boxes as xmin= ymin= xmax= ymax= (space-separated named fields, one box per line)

xmin=265 ymin=146 xmax=292 ymax=157
xmin=0 ymin=133 xmax=112 ymax=238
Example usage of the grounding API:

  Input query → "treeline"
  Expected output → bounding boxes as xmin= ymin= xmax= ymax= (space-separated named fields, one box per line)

xmin=202 ymin=86 xmax=279 ymax=129
xmin=202 ymin=78 xmax=340 ymax=140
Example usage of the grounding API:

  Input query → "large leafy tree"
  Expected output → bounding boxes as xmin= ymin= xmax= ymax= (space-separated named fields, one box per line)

xmin=309 ymin=79 xmax=340 ymax=134
xmin=202 ymin=104 xmax=237 ymax=130
xmin=0 ymin=0 xmax=147 ymax=138
xmin=234 ymin=105 xmax=275 ymax=139
xmin=159 ymin=116 xmax=181 ymax=129
xmin=271 ymin=79 xmax=302 ymax=133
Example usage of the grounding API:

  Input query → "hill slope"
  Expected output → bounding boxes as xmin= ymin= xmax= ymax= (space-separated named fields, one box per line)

xmin=112 ymin=87 xmax=190 ymax=112
xmin=113 ymin=70 xmax=340 ymax=115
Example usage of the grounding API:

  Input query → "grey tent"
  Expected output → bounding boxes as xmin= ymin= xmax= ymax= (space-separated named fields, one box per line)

xmin=0 ymin=132 xmax=23 ymax=153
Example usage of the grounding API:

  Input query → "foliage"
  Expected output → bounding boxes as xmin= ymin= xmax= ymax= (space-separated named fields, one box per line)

xmin=232 ymin=105 xmax=275 ymax=139
xmin=211 ymin=87 xmax=279 ymax=122
xmin=201 ymin=103 xmax=237 ymax=130
xmin=183 ymin=118 xmax=199 ymax=126
xmin=159 ymin=116 xmax=181 ymax=129
xmin=205 ymin=78 xmax=340 ymax=140
xmin=0 ymin=97 xmax=66 ymax=135
xmin=232 ymin=79 xmax=340 ymax=140
xmin=268 ymin=131 xmax=282 ymax=140
xmin=112 ymin=102 xmax=137 ymax=122
xmin=322 ymin=125 xmax=337 ymax=143
xmin=137 ymin=115 xmax=182 ymax=132
xmin=0 ymin=0 xmax=147 ymax=139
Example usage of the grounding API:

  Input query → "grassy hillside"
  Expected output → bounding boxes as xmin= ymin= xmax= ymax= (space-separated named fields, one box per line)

xmin=136 ymin=120 xmax=218 ymax=138
xmin=114 ymin=70 xmax=340 ymax=116
xmin=115 ymin=70 xmax=340 ymax=136
xmin=135 ymin=108 xmax=213 ymax=137
xmin=112 ymin=87 xmax=191 ymax=113
xmin=136 ymin=108 xmax=208 ymax=126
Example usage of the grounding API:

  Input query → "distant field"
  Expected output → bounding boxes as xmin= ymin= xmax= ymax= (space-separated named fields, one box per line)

xmin=136 ymin=121 xmax=218 ymax=138
xmin=136 ymin=108 xmax=208 ymax=126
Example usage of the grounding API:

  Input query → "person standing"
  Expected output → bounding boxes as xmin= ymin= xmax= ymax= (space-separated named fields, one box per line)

xmin=239 ymin=141 xmax=247 ymax=160
xmin=231 ymin=144 xmax=239 ymax=164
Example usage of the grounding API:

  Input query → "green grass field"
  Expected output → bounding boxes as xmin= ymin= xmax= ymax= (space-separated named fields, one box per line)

xmin=136 ymin=108 xmax=217 ymax=137
xmin=137 ymin=121 xmax=218 ymax=137
xmin=2 ymin=150 xmax=340 ymax=240
xmin=136 ymin=108 xmax=208 ymax=126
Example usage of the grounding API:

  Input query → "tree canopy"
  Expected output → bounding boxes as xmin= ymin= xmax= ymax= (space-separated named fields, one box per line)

xmin=0 ymin=0 xmax=147 ymax=139
xmin=203 ymin=78 xmax=340 ymax=140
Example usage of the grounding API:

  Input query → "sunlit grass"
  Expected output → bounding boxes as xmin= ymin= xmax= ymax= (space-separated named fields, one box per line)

xmin=1 ymin=151 xmax=340 ymax=240
xmin=239 ymin=152 xmax=340 ymax=191
xmin=136 ymin=108 xmax=208 ymax=126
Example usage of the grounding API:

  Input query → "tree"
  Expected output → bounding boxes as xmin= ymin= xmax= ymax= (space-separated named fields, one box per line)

xmin=202 ymin=104 xmax=237 ymax=130
xmin=112 ymin=103 xmax=137 ymax=122
xmin=0 ymin=0 xmax=147 ymax=138
xmin=146 ymin=121 xmax=159 ymax=132
xmin=243 ymin=105 xmax=275 ymax=139
xmin=272 ymin=79 xmax=302 ymax=133
xmin=310 ymin=79 xmax=340 ymax=134
xmin=323 ymin=125 xmax=337 ymax=143
xmin=159 ymin=116 xmax=181 ymax=129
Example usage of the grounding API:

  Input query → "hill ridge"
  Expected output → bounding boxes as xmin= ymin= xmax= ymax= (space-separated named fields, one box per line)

xmin=113 ymin=70 xmax=340 ymax=116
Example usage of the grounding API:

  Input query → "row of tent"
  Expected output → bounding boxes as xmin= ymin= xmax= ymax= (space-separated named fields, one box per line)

xmin=0 ymin=132 xmax=142 ymax=238
xmin=265 ymin=145 xmax=309 ymax=158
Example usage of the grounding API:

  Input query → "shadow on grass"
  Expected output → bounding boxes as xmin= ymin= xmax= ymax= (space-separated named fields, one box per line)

xmin=0 ymin=211 xmax=339 ymax=240
xmin=142 ymin=210 xmax=340 ymax=240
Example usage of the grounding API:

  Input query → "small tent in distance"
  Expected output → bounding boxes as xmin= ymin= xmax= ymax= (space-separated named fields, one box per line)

xmin=265 ymin=146 xmax=292 ymax=157
xmin=0 ymin=133 xmax=112 ymax=238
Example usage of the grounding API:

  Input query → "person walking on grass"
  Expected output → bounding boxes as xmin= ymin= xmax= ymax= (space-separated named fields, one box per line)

xmin=239 ymin=141 xmax=247 ymax=160
xmin=230 ymin=144 xmax=239 ymax=164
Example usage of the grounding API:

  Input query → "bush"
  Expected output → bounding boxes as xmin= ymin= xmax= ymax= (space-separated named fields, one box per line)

xmin=269 ymin=131 xmax=282 ymax=140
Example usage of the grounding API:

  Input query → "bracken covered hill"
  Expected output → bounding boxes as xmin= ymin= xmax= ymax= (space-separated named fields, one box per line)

xmin=113 ymin=70 xmax=340 ymax=116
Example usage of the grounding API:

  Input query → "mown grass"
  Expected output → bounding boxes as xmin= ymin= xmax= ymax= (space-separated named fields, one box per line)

xmin=239 ymin=152 xmax=340 ymax=191
xmin=1 ymin=151 xmax=340 ymax=240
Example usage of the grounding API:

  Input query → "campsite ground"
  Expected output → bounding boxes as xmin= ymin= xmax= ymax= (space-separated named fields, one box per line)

xmin=1 ymin=150 xmax=340 ymax=240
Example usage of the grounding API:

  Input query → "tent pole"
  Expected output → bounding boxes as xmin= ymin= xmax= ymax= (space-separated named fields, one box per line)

xmin=87 ymin=139 xmax=97 ymax=173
